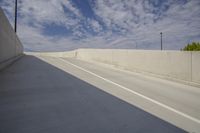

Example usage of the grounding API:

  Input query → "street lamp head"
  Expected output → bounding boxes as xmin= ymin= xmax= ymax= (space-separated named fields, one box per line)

xmin=160 ymin=32 xmax=162 ymax=35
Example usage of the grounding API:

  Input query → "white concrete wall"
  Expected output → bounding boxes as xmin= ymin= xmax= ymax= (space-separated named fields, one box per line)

xmin=192 ymin=52 xmax=200 ymax=84
xmin=77 ymin=49 xmax=113 ymax=64
xmin=76 ymin=49 xmax=200 ymax=86
xmin=25 ymin=51 xmax=76 ymax=58
xmin=25 ymin=48 xmax=200 ymax=86
xmin=0 ymin=7 xmax=23 ymax=69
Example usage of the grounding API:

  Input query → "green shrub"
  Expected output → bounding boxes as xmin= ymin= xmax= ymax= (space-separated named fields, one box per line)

xmin=182 ymin=42 xmax=200 ymax=51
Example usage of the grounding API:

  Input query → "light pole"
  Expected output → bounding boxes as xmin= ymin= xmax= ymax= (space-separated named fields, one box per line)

xmin=160 ymin=32 xmax=163 ymax=50
xmin=14 ymin=0 xmax=18 ymax=33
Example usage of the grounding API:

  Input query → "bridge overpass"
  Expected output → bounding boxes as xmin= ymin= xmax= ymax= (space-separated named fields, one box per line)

xmin=1 ymin=7 xmax=200 ymax=133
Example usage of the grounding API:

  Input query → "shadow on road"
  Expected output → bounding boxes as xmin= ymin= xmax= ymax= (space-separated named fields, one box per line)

xmin=0 ymin=55 xmax=186 ymax=133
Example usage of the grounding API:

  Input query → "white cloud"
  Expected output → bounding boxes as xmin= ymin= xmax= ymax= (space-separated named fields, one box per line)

xmin=17 ymin=24 xmax=82 ymax=51
xmin=18 ymin=0 xmax=82 ymax=28
xmin=0 ymin=0 xmax=85 ymax=51
xmin=92 ymin=0 xmax=200 ymax=49
xmin=0 ymin=0 xmax=200 ymax=51
xmin=88 ymin=18 xmax=103 ymax=33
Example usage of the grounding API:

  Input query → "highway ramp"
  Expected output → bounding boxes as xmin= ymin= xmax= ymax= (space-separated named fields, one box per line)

xmin=1 ymin=55 xmax=199 ymax=133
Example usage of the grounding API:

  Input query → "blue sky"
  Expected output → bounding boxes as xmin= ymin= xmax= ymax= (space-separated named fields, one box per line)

xmin=0 ymin=0 xmax=200 ymax=51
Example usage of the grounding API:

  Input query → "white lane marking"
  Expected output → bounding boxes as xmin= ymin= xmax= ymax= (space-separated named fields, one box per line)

xmin=59 ymin=58 xmax=200 ymax=124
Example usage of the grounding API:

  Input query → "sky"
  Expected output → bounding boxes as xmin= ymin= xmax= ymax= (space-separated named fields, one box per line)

xmin=0 ymin=0 xmax=200 ymax=51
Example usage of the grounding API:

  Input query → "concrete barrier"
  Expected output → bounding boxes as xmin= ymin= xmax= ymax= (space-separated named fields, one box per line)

xmin=25 ymin=48 xmax=200 ymax=86
xmin=192 ymin=52 xmax=200 ymax=84
xmin=25 ymin=51 xmax=76 ymax=58
xmin=0 ymin=7 xmax=23 ymax=70
xmin=76 ymin=49 xmax=200 ymax=86
xmin=77 ymin=49 xmax=113 ymax=64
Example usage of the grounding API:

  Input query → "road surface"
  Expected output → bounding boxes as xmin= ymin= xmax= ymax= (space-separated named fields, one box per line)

xmin=1 ymin=55 xmax=200 ymax=133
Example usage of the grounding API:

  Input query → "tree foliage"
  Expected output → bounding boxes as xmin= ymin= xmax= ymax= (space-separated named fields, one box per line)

xmin=182 ymin=42 xmax=200 ymax=51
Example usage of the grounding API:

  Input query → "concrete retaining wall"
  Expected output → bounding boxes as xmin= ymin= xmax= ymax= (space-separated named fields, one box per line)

xmin=76 ymin=49 xmax=200 ymax=86
xmin=25 ymin=51 xmax=77 ymax=58
xmin=0 ymin=8 xmax=23 ymax=69
xmin=25 ymin=48 xmax=200 ymax=86
xmin=192 ymin=52 xmax=200 ymax=84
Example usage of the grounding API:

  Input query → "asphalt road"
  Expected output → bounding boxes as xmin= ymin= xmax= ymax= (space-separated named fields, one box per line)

xmin=0 ymin=55 xmax=199 ymax=133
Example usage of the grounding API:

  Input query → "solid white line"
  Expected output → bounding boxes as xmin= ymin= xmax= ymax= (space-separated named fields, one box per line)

xmin=59 ymin=58 xmax=200 ymax=124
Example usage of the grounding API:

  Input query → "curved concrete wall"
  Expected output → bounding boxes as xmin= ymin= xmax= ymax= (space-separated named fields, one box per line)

xmin=76 ymin=49 xmax=200 ymax=86
xmin=0 ymin=8 xmax=23 ymax=69
xmin=25 ymin=51 xmax=76 ymax=58
xmin=24 ymin=48 xmax=200 ymax=86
